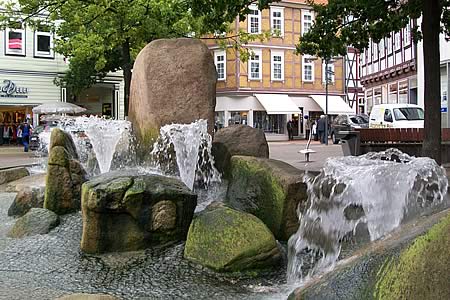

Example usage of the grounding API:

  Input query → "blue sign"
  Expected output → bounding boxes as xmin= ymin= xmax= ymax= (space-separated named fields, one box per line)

xmin=441 ymin=107 xmax=448 ymax=113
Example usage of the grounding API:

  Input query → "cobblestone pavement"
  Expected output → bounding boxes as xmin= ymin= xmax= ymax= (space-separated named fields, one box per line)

xmin=0 ymin=192 xmax=290 ymax=300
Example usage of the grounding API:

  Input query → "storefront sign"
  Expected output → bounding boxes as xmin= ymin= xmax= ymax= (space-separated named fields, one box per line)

xmin=0 ymin=80 xmax=29 ymax=98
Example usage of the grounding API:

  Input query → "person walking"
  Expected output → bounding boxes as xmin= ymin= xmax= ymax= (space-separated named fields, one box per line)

xmin=22 ymin=121 xmax=31 ymax=152
xmin=287 ymin=120 xmax=293 ymax=140
xmin=305 ymin=117 xmax=311 ymax=140
xmin=17 ymin=125 xmax=23 ymax=145
xmin=317 ymin=115 xmax=326 ymax=144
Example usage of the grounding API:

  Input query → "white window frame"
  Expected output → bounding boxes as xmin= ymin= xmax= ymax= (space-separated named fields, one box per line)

xmin=214 ymin=50 xmax=226 ymax=81
xmin=322 ymin=62 xmax=335 ymax=83
xmin=271 ymin=50 xmax=284 ymax=81
xmin=5 ymin=27 xmax=25 ymax=56
xmin=301 ymin=10 xmax=314 ymax=36
xmin=373 ymin=42 xmax=378 ymax=60
xmin=302 ymin=56 xmax=315 ymax=82
xmin=387 ymin=35 xmax=393 ymax=54
xmin=379 ymin=38 xmax=385 ymax=58
xmin=247 ymin=4 xmax=261 ymax=34
xmin=394 ymin=31 xmax=401 ymax=51
xmin=248 ymin=49 xmax=262 ymax=80
xmin=34 ymin=31 xmax=54 ymax=58
xmin=270 ymin=6 xmax=284 ymax=37
xmin=404 ymin=23 xmax=411 ymax=46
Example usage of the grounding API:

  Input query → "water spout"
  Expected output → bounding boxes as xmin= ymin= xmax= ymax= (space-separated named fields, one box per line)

xmin=287 ymin=149 xmax=448 ymax=284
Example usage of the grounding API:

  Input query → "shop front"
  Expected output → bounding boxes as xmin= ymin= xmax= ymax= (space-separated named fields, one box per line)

xmin=215 ymin=94 xmax=353 ymax=141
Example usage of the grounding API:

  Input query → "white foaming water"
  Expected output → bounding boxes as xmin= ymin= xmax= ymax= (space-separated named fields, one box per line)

xmin=66 ymin=116 xmax=131 ymax=173
xmin=34 ymin=116 xmax=133 ymax=175
xmin=150 ymin=119 xmax=221 ymax=190
xmin=287 ymin=149 xmax=448 ymax=284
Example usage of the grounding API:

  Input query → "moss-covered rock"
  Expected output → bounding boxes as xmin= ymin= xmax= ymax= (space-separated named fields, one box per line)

xmin=81 ymin=171 xmax=197 ymax=254
xmin=49 ymin=128 xmax=79 ymax=160
xmin=44 ymin=129 xmax=87 ymax=215
xmin=56 ymin=293 xmax=119 ymax=300
xmin=374 ymin=212 xmax=450 ymax=299
xmin=184 ymin=203 xmax=281 ymax=272
xmin=225 ymin=156 xmax=311 ymax=240
xmin=287 ymin=210 xmax=450 ymax=300
xmin=8 ymin=208 xmax=59 ymax=238
xmin=212 ymin=125 xmax=269 ymax=178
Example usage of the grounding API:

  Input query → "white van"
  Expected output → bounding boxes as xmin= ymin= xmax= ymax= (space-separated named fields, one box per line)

xmin=369 ymin=104 xmax=424 ymax=128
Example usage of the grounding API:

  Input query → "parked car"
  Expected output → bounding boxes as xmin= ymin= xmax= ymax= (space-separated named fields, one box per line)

xmin=330 ymin=114 xmax=369 ymax=144
xmin=369 ymin=104 xmax=424 ymax=128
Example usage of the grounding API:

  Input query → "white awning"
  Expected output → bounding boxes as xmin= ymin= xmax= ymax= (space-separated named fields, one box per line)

xmin=310 ymin=95 xmax=354 ymax=115
xmin=254 ymin=94 xmax=301 ymax=115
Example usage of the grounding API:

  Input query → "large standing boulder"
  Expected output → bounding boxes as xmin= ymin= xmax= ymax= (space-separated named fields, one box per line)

xmin=212 ymin=125 xmax=269 ymax=178
xmin=8 ymin=208 xmax=59 ymax=238
xmin=44 ymin=129 xmax=87 ymax=215
xmin=184 ymin=203 xmax=281 ymax=272
xmin=225 ymin=156 xmax=312 ymax=241
xmin=129 ymin=38 xmax=217 ymax=150
xmin=81 ymin=171 xmax=197 ymax=254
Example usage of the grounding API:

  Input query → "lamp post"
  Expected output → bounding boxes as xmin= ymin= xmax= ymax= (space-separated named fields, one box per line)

xmin=324 ymin=58 xmax=336 ymax=145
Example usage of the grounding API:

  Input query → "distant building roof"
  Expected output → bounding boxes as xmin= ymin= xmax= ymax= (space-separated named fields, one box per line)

xmin=282 ymin=0 xmax=327 ymax=4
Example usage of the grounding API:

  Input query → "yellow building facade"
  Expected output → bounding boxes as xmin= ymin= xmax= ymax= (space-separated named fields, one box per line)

xmin=206 ymin=0 xmax=352 ymax=140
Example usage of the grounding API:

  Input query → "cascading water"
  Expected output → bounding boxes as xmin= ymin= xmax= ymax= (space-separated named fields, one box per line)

xmin=69 ymin=116 xmax=132 ymax=174
xmin=286 ymin=149 xmax=448 ymax=284
xmin=150 ymin=119 xmax=221 ymax=190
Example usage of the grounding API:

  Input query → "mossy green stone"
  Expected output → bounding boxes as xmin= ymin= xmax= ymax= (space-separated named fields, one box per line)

xmin=226 ymin=156 xmax=291 ymax=239
xmin=184 ymin=206 xmax=280 ymax=272
xmin=374 ymin=213 xmax=450 ymax=300
xmin=48 ymin=146 xmax=70 ymax=167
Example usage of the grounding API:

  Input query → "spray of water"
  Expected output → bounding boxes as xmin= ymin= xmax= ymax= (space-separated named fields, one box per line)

xmin=150 ymin=119 xmax=221 ymax=190
xmin=286 ymin=149 xmax=448 ymax=284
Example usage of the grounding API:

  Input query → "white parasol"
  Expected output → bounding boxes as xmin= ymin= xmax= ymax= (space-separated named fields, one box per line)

xmin=32 ymin=101 xmax=87 ymax=114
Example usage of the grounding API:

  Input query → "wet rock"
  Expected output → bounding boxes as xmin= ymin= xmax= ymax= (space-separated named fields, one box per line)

xmin=129 ymin=38 xmax=216 ymax=151
xmin=0 ymin=167 xmax=29 ymax=185
xmin=6 ymin=174 xmax=46 ymax=217
xmin=56 ymin=294 xmax=119 ymax=300
xmin=225 ymin=156 xmax=311 ymax=240
xmin=44 ymin=129 xmax=87 ymax=215
xmin=184 ymin=203 xmax=281 ymax=272
xmin=8 ymin=187 xmax=45 ymax=217
xmin=287 ymin=211 xmax=450 ymax=300
xmin=49 ymin=128 xmax=79 ymax=160
xmin=44 ymin=145 xmax=87 ymax=215
xmin=81 ymin=171 xmax=197 ymax=254
xmin=212 ymin=125 xmax=269 ymax=178
xmin=8 ymin=208 xmax=59 ymax=238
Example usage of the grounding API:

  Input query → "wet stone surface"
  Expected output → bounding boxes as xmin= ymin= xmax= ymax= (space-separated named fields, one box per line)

xmin=0 ymin=192 xmax=286 ymax=300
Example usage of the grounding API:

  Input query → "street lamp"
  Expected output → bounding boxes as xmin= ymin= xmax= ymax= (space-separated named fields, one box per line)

xmin=324 ymin=58 xmax=336 ymax=145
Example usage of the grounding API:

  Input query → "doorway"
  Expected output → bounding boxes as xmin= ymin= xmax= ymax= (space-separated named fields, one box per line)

xmin=291 ymin=107 xmax=304 ymax=137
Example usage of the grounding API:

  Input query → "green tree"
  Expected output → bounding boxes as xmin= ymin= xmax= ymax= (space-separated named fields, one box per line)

xmin=297 ymin=0 xmax=448 ymax=164
xmin=1 ymin=0 xmax=277 ymax=116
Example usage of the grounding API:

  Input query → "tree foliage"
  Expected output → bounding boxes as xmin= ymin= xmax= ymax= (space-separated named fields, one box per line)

xmin=298 ymin=0 xmax=449 ymax=163
xmin=0 ymin=0 xmax=278 ymax=114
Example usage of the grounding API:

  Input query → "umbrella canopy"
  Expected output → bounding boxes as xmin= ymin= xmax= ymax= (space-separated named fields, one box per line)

xmin=32 ymin=101 xmax=86 ymax=114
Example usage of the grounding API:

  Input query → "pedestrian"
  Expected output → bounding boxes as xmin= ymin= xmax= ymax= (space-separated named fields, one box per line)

xmin=312 ymin=120 xmax=318 ymax=141
xmin=17 ymin=125 xmax=23 ymax=145
xmin=317 ymin=115 xmax=326 ymax=144
xmin=305 ymin=117 xmax=311 ymax=140
xmin=287 ymin=120 xmax=293 ymax=140
xmin=22 ymin=121 xmax=31 ymax=152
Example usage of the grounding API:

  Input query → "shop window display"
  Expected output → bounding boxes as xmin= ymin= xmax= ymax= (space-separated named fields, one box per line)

xmin=253 ymin=111 xmax=286 ymax=134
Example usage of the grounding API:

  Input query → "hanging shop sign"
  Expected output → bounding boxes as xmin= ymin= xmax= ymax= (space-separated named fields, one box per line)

xmin=0 ymin=79 xmax=29 ymax=98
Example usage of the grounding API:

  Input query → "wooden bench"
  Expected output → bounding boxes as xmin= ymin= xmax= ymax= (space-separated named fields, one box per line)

xmin=356 ymin=128 xmax=450 ymax=144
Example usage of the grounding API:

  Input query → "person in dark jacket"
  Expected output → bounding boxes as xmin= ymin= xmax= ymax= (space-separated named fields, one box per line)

xmin=287 ymin=120 xmax=294 ymax=140
xmin=316 ymin=115 xmax=326 ymax=144
xmin=22 ymin=121 xmax=31 ymax=152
